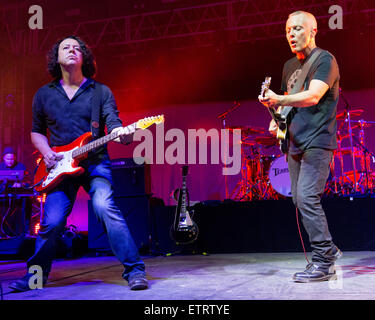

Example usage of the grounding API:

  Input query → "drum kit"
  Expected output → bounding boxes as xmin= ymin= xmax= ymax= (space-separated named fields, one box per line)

xmin=329 ymin=108 xmax=375 ymax=195
xmin=229 ymin=126 xmax=290 ymax=201
xmin=229 ymin=108 xmax=375 ymax=201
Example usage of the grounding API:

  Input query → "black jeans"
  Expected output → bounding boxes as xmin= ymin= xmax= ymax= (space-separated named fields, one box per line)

xmin=288 ymin=148 xmax=338 ymax=267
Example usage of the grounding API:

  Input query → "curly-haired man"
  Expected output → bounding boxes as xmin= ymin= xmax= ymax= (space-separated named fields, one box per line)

xmin=9 ymin=36 xmax=148 ymax=292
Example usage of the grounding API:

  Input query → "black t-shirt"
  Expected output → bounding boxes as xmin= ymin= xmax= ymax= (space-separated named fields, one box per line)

xmin=32 ymin=78 xmax=122 ymax=148
xmin=281 ymin=48 xmax=340 ymax=154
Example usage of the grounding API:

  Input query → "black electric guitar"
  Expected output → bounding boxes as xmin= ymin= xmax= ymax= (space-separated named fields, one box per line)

xmin=260 ymin=77 xmax=291 ymax=153
xmin=170 ymin=165 xmax=199 ymax=245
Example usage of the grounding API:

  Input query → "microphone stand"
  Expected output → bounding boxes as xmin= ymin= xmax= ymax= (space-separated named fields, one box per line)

xmin=217 ymin=100 xmax=241 ymax=199
xmin=339 ymin=89 xmax=358 ymax=193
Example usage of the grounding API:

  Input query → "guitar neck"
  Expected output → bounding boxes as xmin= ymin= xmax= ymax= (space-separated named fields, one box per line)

xmin=267 ymin=107 xmax=279 ymax=122
xmin=72 ymin=122 xmax=137 ymax=159
xmin=267 ymin=107 xmax=287 ymax=123
xmin=180 ymin=176 xmax=187 ymax=214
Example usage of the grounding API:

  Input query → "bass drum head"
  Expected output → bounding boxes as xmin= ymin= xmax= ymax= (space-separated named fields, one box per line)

xmin=268 ymin=155 xmax=292 ymax=197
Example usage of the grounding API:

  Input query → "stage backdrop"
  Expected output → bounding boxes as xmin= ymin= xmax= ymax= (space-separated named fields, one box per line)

xmin=67 ymin=88 xmax=375 ymax=231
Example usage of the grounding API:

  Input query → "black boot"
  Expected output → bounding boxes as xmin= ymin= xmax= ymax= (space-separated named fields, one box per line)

xmin=128 ymin=274 xmax=148 ymax=290
xmin=9 ymin=273 xmax=48 ymax=292
xmin=293 ymin=263 xmax=336 ymax=283
xmin=329 ymin=245 xmax=343 ymax=262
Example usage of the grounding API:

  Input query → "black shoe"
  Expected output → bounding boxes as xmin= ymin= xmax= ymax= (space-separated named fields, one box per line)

xmin=293 ymin=263 xmax=336 ymax=283
xmin=128 ymin=274 xmax=148 ymax=290
xmin=9 ymin=273 xmax=48 ymax=292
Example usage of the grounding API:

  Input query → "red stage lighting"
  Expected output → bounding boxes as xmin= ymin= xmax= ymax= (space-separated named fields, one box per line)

xmin=34 ymin=222 xmax=40 ymax=235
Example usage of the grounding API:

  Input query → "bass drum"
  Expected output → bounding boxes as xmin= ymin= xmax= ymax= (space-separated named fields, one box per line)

xmin=268 ymin=155 xmax=292 ymax=197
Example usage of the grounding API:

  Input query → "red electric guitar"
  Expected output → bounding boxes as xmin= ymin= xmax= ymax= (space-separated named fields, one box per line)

xmin=33 ymin=115 xmax=164 ymax=193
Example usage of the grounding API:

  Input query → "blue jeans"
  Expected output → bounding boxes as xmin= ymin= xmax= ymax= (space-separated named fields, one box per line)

xmin=288 ymin=148 xmax=338 ymax=267
xmin=27 ymin=153 xmax=146 ymax=281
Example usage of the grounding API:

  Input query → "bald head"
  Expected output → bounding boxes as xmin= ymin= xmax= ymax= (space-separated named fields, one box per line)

xmin=288 ymin=11 xmax=318 ymax=32
xmin=286 ymin=11 xmax=318 ymax=56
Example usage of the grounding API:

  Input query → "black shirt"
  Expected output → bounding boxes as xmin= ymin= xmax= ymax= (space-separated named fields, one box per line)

xmin=281 ymin=48 xmax=340 ymax=154
xmin=32 ymin=78 xmax=122 ymax=148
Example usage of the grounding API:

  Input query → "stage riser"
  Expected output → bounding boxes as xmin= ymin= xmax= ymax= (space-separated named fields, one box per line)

xmin=191 ymin=198 xmax=375 ymax=253
xmin=2 ymin=198 xmax=375 ymax=256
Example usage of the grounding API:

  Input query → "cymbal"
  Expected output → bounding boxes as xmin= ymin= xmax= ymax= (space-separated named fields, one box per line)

xmin=241 ymin=141 xmax=256 ymax=146
xmin=336 ymin=108 xmax=364 ymax=121
xmin=254 ymin=135 xmax=278 ymax=146
xmin=228 ymin=126 xmax=266 ymax=135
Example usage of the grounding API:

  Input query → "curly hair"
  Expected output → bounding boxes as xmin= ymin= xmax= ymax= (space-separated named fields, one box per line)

xmin=46 ymin=35 xmax=97 ymax=79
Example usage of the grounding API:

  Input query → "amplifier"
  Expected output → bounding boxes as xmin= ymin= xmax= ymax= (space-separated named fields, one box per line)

xmin=110 ymin=158 xmax=151 ymax=197
xmin=110 ymin=157 xmax=146 ymax=169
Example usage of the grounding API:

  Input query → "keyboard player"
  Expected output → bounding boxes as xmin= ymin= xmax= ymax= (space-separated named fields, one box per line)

xmin=0 ymin=147 xmax=26 ymax=188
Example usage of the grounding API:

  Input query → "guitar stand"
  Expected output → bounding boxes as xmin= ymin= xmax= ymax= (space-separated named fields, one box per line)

xmin=164 ymin=241 xmax=209 ymax=257
xmin=164 ymin=207 xmax=209 ymax=257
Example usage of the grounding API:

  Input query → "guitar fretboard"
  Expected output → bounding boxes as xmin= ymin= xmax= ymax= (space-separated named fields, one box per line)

xmin=181 ymin=177 xmax=187 ymax=214
xmin=72 ymin=123 xmax=137 ymax=159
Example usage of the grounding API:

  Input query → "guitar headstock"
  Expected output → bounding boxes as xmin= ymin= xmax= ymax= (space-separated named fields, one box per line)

xmin=182 ymin=165 xmax=189 ymax=177
xmin=260 ymin=77 xmax=272 ymax=97
xmin=136 ymin=115 xmax=165 ymax=130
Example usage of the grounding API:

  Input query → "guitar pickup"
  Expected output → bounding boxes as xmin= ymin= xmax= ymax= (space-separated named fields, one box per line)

xmin=273 ymin=112 xmax=286 ymax=123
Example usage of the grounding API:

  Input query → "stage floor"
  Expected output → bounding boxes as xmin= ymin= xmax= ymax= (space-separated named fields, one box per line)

xmin=1 ymin=251 xmax=375 ymax=300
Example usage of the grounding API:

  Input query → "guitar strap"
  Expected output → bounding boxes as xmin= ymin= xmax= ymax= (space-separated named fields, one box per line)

xmin=280 ymin=48 xmax=323 ymax=119
xmin=91 ymin=81 xmax=103 ymax=139
xmin=278 ymin=48 xmax=323 ymax=154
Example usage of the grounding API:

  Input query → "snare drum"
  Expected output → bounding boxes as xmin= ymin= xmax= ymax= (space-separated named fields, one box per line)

xmin=268 ymin=155 xmax=292 ymax=197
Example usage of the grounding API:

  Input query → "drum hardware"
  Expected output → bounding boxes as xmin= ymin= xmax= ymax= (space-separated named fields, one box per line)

xmin=349 ymin=136 xmax=375 ymax=193
xmin=231 ymin=116 xmax=375 ymax=199
xmin=230 ymin=91 xmax=375 ymax=200
xmin=333 ymin=110 xmax=375 ymax=195
xmin=217 ymin=101 xmax=242 ymax=199
xmin=230 ymin=129 xmax=284 ymax=201
xmin=338 ymin=89 xmax=363 ymax=192
xmin=336 ymin=108 xmax=364 ymax=121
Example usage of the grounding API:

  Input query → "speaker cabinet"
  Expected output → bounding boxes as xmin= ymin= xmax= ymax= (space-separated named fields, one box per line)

xmin=110 ymin=158 xmax=150 ymax=197
xmin=88 ymin=196 xmax=150 ymax=252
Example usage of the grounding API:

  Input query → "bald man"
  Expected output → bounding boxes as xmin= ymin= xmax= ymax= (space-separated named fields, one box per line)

xmin=259 ymin=11 xmax=342 ymax=282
